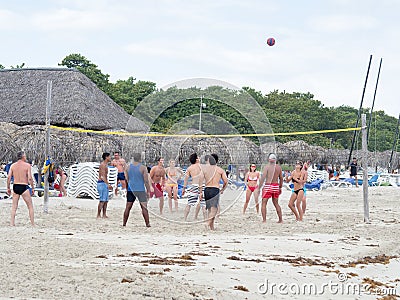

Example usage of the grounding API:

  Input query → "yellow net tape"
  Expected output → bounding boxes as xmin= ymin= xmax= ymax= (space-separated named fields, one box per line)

xmin=50 ymin=125 xmax=361 ymax=138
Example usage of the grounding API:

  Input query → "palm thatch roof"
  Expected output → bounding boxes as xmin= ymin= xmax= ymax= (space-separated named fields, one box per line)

xmin=0 ymin=68 xmax=147 ymax=131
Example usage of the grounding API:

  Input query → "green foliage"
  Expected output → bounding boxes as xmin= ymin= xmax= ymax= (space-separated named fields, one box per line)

xmin=0 ymin=64 xmax=4 ymax=69
xmin=10 ymin=63 xmax=25 ymax=69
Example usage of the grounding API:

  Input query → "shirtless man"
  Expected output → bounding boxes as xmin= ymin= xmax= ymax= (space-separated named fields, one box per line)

xmin=7 ymin=151 xmax=35 ymax=226
xmin=111 ymin=151 xmax=127 ymax=196
xmin=182 ymin=153 xmax=206 ymax=221
xmin=97 ymin=152 xmax=113 ymax=218
xmin=150 ymin=157 xmax=166 ymax=215
xmin=259 ymin=153 xmax=283 ymax=223
xmin=200 ymin=154 xmax=228 ymax=230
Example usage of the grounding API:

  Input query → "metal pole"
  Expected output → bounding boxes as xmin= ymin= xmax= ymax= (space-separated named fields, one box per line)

xmin=361 ymin=114 xmax=369 ymax=223
xmin=388 ymin=114 xmax=400 ymax=173
xmin=199 ymin=95 xmax=203 ymax=131
xmin=367 ymin=58 xmax=382 ymax=142
xmin=348 ymin=55 xmax=373 ymax=167
xmin=44 ymin=81 xmax=52 ymax=213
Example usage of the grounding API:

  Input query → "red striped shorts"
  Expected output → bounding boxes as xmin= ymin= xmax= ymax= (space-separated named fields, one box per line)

xmin=262 ymin=183 xmax=281 ymax=199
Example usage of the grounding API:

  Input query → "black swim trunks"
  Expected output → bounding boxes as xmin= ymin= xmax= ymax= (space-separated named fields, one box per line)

xmin=204 ymin=187 xmax=220 ymax=210
xmin=13 ymin=184 xmax=29 ymax=195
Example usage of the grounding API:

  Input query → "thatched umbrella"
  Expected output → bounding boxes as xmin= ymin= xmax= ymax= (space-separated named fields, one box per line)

xmin=0 ymin=68 xmax=146 ymax=131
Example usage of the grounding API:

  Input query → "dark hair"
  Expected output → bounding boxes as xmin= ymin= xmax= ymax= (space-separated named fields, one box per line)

xmin=17 ymin=151 xmax=25 ymax=160
xmin=189 ymin=153 xmax=198 ymax=164
xmin=156 ymin=157 xmax=163 ymax=163
xmin=114 ymin=151 xmax=120 ymax=155
xmin=102 ymin=152 xmax=110 ymax=160
xmin=206 ymin=154 xmax=216 ymax=165
xmin=147 ymin=166 xmax=151 ymax=173
xmin=353 ymin=157 xmax=357 ymax=160
xmin=133 ymin=153 xmax=141 ymax=162
xmin=211 ymin=153 xmax=218 ymax=163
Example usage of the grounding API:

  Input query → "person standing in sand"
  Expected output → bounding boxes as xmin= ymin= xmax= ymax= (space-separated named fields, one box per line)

xmin=111 ymin=151 xmax=127 ymax=196
xmin=286 ymin=160 xmax=307 ymax=221
xmin=123 ymin=153 xmax=152 ymax=227
xmin=243 ymin=163 xmax=260 ymax=214
xmin=165 ymin=159 xmax=184 ymax=213
xmin=200 ymin=154 xmax=228 ymax=230
xmin=7 ymin=151 xmax=35 ymax=226
xmin=182 ymin=153 xmax=206 ymax=221
xmin=150 ymin=157 xmax=166 ymax=215
xmin=259 ymin=153 xmax=283 ymax=223
xmin=97 ymin=153 xmax=113 ymax=219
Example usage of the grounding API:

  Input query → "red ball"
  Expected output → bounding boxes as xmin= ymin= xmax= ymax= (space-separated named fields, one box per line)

xmin=267 ymin=37 xmax=275 ymax=46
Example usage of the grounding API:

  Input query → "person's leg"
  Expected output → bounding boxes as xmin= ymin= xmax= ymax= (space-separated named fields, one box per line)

xmin=254 ymin=189 xmax=260 ymax=214
xmin=140 ymin=202 xmax=150 ymax=227
xmin=166 ymin=186 xmax=173 ymax=212
xmin=20 ymin=190 xmax=35 ymax=226
xmin=194 ymin=203 xmax=201 ymax=219
xmin=261 ymin=198 xmax=269 ymax=222
xmin=158 ymin=197 xmax=164 ymax=215
xmin=10 ymin=193 xmax=20 ymax=226
xmin=97 ymin=202 xmax=104 ymax=218
xmin=208 ymin=207 xmax=218 ymax=230
xmin=243 ymin=189 xmax=252 ymax=214
xmin=295 ymin=190 xmax=304 ymax=221
xmin=355 ymin=175 xmax=358 ymax=187
xmin=121 ymin=179 xmax=127 ymax=190
xmin=173 ymin=186 xmax=178 ymax=212
xmin=102 ymin=201 xmax=108 ymax=218
xmin=123 ymin=202 xmax=133 ymax=226
xmin=272 ymin=198 xmax=282 ymax=223
xmin=288 ymin=193 xmax=300 ymax=221
xmin=60 ymin=176 xmax=67 ymax=196
xmin=302 ymin=195 xmax=307 ymax=214
xmin=184 ymin=204 xmax=191 ymax=221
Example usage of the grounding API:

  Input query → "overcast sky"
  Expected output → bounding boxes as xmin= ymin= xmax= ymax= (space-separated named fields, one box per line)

xmin=1 ymin=0 xmax=398 ymax=118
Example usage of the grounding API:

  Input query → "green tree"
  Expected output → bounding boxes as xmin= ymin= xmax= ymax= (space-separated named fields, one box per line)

xmin=59 ymin=54 xmax=111 ymax=94
xmin=0 ymin=64 xmax=4 ymax=69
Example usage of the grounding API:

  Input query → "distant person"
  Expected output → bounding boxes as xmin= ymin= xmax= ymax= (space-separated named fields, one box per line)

xmin=259 ymin=153 xmax=283 ymax=223
xmin=111 ymin=151 xmax=127 ymax=196
xmin=286 ymin=160 xmax=307 ymax=221
xmin=182 ymin=153 xmax=206 ymax=221
xmin=123 ymin=153 xmax=152 ymax=227
xmin=243 ymin=163 xmax=260 ymax=214
xmin=31 ymin=160 xmax=39 ymax=187
xmin=150 ymin=157 xmax=166 ymax=215
xmin=165 ymin=159 xmax=184 ymax=212
xmin=55 ymin=166 xmax=68 ymax=197
xmin=7 ymin=151 xmax=35 ymax=226
xmin=97 ymin=153 xmax=113 ymax=218
xmin=200 ymin=154 xmax=228 ymax=230
xmin=301 ymin=162 xmax=308 ymax=215
xmin=349 ymin=157 xmax=359 ymax=187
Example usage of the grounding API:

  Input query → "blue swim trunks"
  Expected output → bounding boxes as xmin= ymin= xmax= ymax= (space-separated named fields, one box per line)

xmin=97 ymin=181 xmax=109 ymax=202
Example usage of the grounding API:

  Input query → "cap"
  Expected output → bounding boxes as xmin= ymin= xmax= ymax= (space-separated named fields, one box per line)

xmin=268 ymin=153 xmax=277 ymax=161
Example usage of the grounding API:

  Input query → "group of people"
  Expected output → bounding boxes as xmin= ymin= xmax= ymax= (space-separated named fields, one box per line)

xmin=243 ymin=154 xmax=308 ymax=223
xmin=5 ymin=149 xmax=357 ymax=229
xmin=96 ymin=152 xmax=228 ymax=230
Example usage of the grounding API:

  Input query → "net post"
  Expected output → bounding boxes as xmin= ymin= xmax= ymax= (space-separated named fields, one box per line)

xmin=361 ymin=114 xmax=369 ymax=223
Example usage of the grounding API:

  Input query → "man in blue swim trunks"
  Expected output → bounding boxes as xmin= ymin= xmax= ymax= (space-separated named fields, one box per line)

xmin=7 ymin=151 xmax=35 ymax=226
xmin=111 ymin=151 xmax=127 ymax=196
xmin=97 ymin=152 xmax=113 ymax=218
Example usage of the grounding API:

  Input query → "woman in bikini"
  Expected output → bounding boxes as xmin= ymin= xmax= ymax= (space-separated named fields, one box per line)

xmin=243 ymin=164 xmax=260 ymax=214
xmin=165 ymin=160 xmax=184 ymax=212
xmin=285 ymin=161 xmax=306 ymax=221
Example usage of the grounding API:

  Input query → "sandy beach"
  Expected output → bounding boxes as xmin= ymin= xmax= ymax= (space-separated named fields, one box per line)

xmin=0 ymin=186 xmax=399 ymax=299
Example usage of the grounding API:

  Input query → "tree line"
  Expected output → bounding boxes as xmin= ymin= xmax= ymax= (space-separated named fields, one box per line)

xmin=2 ymin=54 xmax=398 ymax=152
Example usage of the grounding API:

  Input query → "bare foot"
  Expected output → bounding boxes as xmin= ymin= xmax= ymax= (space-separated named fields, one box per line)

xmin=103 ymin=216 xmax=109 ymax=219
xmin=146 ymin=224 xmax=151 ymax=228
xmin=277 ymin=220 xmax=283 ymax=223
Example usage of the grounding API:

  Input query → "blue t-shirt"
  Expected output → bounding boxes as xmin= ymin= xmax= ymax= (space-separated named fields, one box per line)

xmin=127 ymin=163 xmax=145 ymax=192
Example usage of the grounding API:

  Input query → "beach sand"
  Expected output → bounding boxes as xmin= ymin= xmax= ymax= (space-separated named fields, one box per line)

xmin=0 ymin=186 xmax=399 ymax=299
